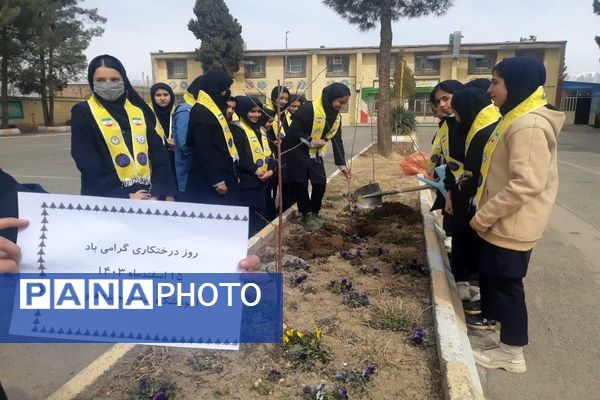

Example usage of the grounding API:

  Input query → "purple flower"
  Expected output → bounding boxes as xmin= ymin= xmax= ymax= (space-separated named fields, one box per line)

xmin=292 ymin=274 xmax=307 ymax=285
xmin=362 ymin=363 xmax=377 ymax=379
xmin=153 ymin=394 xmax=167 ymax=400
xmin=303 ymin=386 xmax=313 ymax=394
xmin=336 ymin=386 xmax=349 ymax=399
xmin=341 ymin=278 xmax=352 ymax=291
xmin=268 ymin=369 xmax=281 ymax=379
xmin=410 ymin=327 xmax=425 ymax=344
xmin=138 ymin=378 xmax=147 ymax=390
xmin=335 ymin=371 xmax=347 ymax=381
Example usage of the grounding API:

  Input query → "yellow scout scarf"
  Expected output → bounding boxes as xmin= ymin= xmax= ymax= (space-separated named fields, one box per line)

xmin=427 ymin=121 xmax=448 ymax=174
xmin=236 ymin=120 xmax=272 ymax=172
xmin=149 ymin=103 xmax=174 ymax=143
xmin=231 ymin=112 xmax=239 ymax=122
xmin=310 ymin=95 xmax=341 ymax=158
xmin=183 ymin=90 xmax=239 ymax=161
xmin=475 ymin=86 xmax=547 ymax=205
xmin=87 ymin=95 xmax=151 ymax=187
xmin=465 ymin=103 xmax=501 ymax=154
xmin=272 ymin=111 xmax=292 ymax=139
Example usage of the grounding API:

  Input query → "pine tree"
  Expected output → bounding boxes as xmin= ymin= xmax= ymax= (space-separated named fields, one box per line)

xmin=16 ymin=0 xmax=105 ymax=126
xmin=323 ymin=0 xmax=453 ymax=156
xmin=594 ymin=0 xmax=600 ymax=51
xmin=0 ymin=0 xmax=24 ymax=128
xmin=188 ymin=0 xmax=244 ymax=76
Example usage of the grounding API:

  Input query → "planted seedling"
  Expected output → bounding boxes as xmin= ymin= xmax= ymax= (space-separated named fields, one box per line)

xmin=282 ymin=323 xmax=330 ymax=370
xmin=130 ymin=378 xmax=177 ymax=400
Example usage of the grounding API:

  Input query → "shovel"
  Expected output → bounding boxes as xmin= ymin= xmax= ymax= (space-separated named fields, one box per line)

xmin=356 ymin=185 xmax=434 ymax=209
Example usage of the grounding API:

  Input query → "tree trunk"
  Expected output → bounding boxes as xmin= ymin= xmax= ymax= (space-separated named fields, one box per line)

xmin=39 ymin=52 xmax=50 ymax=126
xmin=377 ymin=0 xmax=393 ymax=156
xmin=1 ymin=28 xmax=10 ymax=129
xmin=48 ymin=51 xmax=54 ymax=126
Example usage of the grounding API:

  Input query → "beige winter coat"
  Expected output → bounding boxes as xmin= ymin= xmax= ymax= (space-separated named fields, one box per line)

xmin=470 ymin=106 xmax=565 ymax=251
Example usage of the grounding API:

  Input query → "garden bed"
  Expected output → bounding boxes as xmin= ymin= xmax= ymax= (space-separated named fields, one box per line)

xmin=78 ymin=147 xmax=442 ymax=400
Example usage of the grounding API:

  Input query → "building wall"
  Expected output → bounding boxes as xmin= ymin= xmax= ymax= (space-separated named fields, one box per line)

xmin=151 ymin=40 xmax=566 ymax=126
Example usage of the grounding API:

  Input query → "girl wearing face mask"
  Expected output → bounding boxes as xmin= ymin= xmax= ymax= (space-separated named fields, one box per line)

xmin=150 ymin=83 xmax=176 ymax=180
xmin=182 ymin=70 xmax=241 ymax=206
xmin=230 ymin=96 xmax=276 ymax=237
xmin=469 ymin=57 xmax=565 ymax=373
xmin=70 ymin=54 xmax=176 ymax=200
xmin=286 ymin=83 xmax=351 ymax=231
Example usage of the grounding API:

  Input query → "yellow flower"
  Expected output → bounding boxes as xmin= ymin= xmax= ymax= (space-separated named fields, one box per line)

xmin=296 ymin=331 xmax=305 ymax=339
xmin=283 ymin=335 xmax=289 ymax=343
xmin=286 ymin=328 xmax=295 ymax=337
xmin=315 ymin=327 xmax=322 ymax=341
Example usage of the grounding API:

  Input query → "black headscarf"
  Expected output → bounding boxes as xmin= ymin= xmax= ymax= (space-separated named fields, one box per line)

xmin=198 ymin=70 xmax=234 ymax=111
xmin=270 ymin=86 xmax=290 ymax=105
xmin=150 ymin=83 xmax=175 ymax=133
xmin=186 ymin=75 xmax=205 ymax=100
xmin=235 ymin=96 xmax=263 ymax=129
xmin=87 ymin=54 xmax=155 ymax=130
xmin=465 ymin=78 xmax=491 ymax=92
xmin=493 ymin=56 xmax=546 ymax=115
xmin=321 ymin=82 xmax=351 ymax=124
xmin=451 ymin=88 xmax=494 ymax=134
xmin=434 ymin=80 xmax=464 ymax=95
xmin=289 ymin=93 xmax=305 ymax=106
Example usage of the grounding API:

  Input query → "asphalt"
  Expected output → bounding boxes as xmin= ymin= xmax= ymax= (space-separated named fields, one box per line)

xmin=0 ymin=126 xmax=375 ymax=400
xmin=417 ymin=124 xmax=600 ymax=400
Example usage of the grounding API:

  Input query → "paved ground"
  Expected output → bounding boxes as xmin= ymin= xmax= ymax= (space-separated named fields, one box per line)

xmin=417 ymin=124 xmax=600 ymax=400
xmin=4 ymin=124 xmax=597 ymax=399
xmin=0 ymin=126 xmax=375 ymax=400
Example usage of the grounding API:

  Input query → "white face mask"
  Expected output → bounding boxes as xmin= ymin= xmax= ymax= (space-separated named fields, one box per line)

xmin=93 ymin=81 xmax=125 ymax=102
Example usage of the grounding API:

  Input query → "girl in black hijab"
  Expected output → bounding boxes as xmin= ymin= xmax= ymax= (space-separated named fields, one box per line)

xmin=449 ymin=88 xmax=500 ymax=318
xmin=285 ymin=83 xmax=351 ymax=231
xmin=150 ymin=83 xmax=176 ymax=179
xmin=71 ymin=54 xmax=176 ymax=200
xmin=230 ymin=96 xmax=276 ymax=237
xmin=469 ymin=57 xmax=564 ymax=373
xmin=429 ymin=81 xmax=464 ymax=250
xmin=183 ymin=70 xmax=241 ymax=206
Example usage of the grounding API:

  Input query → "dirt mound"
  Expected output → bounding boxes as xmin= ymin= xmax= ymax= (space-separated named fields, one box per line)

xmin=285 ymin=230 xmax=345 ymax=260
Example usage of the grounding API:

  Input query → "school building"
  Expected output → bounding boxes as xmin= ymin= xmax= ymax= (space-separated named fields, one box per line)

xmin=151 ymin=33 xmax=566 ymax=125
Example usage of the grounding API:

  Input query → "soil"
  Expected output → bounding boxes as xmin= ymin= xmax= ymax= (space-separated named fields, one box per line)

xmin=78 ymin=148 xmax=442 ymax=400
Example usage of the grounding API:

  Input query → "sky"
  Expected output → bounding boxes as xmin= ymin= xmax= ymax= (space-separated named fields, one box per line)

xmin=81 ymin=0 xmax=599 ymax=83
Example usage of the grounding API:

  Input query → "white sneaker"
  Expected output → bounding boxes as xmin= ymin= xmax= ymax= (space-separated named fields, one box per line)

xmin=471 ymin=331 xmax=500 ymax=350
xmin=457 ymin=281 xmax=471 ymax=301
xmin=444 ymin=236 xmax=452 ymax=252
xmin=473 ymin=343 xmax=527 ymax=374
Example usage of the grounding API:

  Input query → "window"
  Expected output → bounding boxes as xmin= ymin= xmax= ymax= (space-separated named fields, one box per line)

xmin=468 ymin=51 xmax=497 ymax=74
xmin=515 ymin=49 xmax=545 ymax=63
xmin=285 ymin=56 xmax=306 ymax=77
xmin=376 ymin=54 xmax=399 ymax=76
xmin=244 ymin=57 xmax=266 ymax=78
xmin=326 ymin=55 xmax=350 ymax=76
xmin=414 ymin=54 xmax=440 ymax=75
xmin=166 ymin=60 xmax=187 ymax=79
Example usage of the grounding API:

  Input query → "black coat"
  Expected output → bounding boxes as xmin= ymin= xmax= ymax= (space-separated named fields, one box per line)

xmin=184 ymin=104 xmax=240 ymax=205
xmin=0 ymin=170 xmax=47 ymax=242
xmin=70 ymin=101 xmax=176 ymax=198
xmin=284 ymin=103 xmax=346 ymax=185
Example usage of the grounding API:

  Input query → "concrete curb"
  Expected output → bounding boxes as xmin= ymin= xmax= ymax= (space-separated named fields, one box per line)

xmin=47 ymin=142 xmax=375 ymax=400
xmin=418 ymin=181 xmax=484 ymax=400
